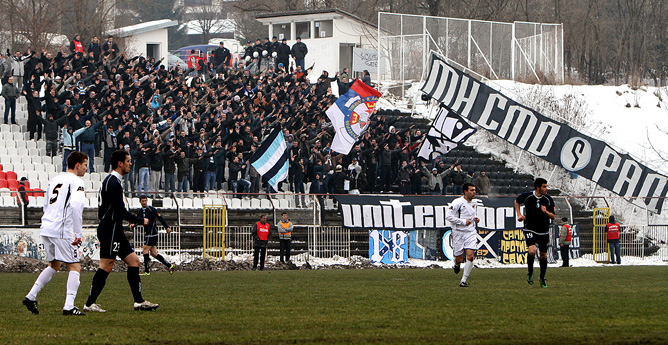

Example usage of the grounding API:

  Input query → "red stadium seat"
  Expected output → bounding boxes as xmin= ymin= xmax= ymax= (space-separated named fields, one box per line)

xmin=6 ymin=171 xmax=17 ymax=181
xmin=0 ymin=180 xmax=7 ymax=189
xmin=8 ymin=180 xmax=18 ymax=190
xmin=32 ymin=189 xmax=45 ymax=197
xmin=26 ymin=188 xmax=33 ymax=198
xmin=0 ymin=171 xmax=5 ymax=179
xmin=24 ymin=181 xmax=30 ymax=189
xmin=0 ymin=163 xmax=3 ymax=171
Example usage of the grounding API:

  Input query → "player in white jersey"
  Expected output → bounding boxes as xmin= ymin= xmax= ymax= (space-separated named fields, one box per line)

xmin=445 ymin=183 xmax=480 ymax=287
xmin=23 ymin=152 xmax=88 ymax=315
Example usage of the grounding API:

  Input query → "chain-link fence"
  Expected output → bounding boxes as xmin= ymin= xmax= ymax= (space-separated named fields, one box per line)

xmin=378 ymin=13 xmax=564 ymax=97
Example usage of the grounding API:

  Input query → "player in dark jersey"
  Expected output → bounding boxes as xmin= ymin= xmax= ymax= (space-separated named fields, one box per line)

xmin=514 ymin=177 xmax=555 ymax=288
xmin=84 ymin=150 xmax=159 ymax=312
xmin=130 ymin=195 xmax=175 ymax=275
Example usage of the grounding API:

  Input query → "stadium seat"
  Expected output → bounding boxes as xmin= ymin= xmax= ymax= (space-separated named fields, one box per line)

xmin=6 ymin=171 xmax=17 ymax=181
xmin=202 ymin=197 xmax=214 ymax=205
xmin=241 ymin=198 xmax=251 ymax=208
xmin=26 ymin=141 xmax=37 ymax=150
xmin=1 ymin=132 xmax=11 ymax=140
xmin=48 ymin=172 xmax=58 ymax=180
xmin=35 ymin=196 xmax=45 ymax=206
xmin=17 ymin=148 xmax=28 ymax=156
xmin=0 ymin=124 xmax=9 ymax=132
xmin=260 ymin=199 xmax=272 ymax=209
xmin=36 ymin=141 xmax=46 ymax=150
xmin=3 ymin=140 xmax=15 ymax=149
xmin=12 ymin=163 xmax=24 ymax=174
xmin=0 ymin=180 xmax=6 ymax=189
xmin=224 ymin=198 xmax=232 ymax=207
xmin=12 ymin=132 xmax=23 ymax=141
xmin=38 ymin=172 xmax=49 ymax=183
xmin=0 ymin=171 xmax=4 ymax=179
xmin=0 ymin=162 xmax=3 ymax=171
xmin=27 ymin=172 xmax=39 ymax=182
xmin=29 ymin=148 xmax=40 ymax=157
xmin=2 ymin=195 xmax=16 ymax=206
xmin=20 ymin=156 xmax=32 ymax=165
xmin=92 ymin=181 xmax=101 ymax=191
xmin=230 ymin=198 xmax=241 ymax=209
xmin=162 ymin=198 xmax=174 ymax=209
xmin=43 ymin=164 xmax=56 ymax=173
xmin=0 ymin=148 xmax=7 ymax=156
xmin=84 ymin=180 xmax=93 ymax=191
xmin=250 ymin=199 xmax=261 ymax=209
xmin=325 ymin=198 xmax=335 ymax=210
xmin=278 ymin=199 xmax=289 ymax=209
xmin=32 ymin=163 xmax=44 ymax=173
xmin=181 ymin=198 xmax=193 ymax=208
xmin=90 ymin=172 xmax=101 ymax=182
xmin=192 ymin=198 xmax=203 ymax=209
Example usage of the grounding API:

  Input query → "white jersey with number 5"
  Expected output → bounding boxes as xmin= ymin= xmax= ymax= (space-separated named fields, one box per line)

xmin=40 ymin=172 xmax=85 ymax=240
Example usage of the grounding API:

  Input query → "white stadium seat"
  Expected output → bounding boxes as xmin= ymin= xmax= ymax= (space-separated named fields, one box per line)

xmin=2 ymin=163 xmax=12 ymax=172
xmin=17 ymin=148 xmax=29 ymax=156
xmin=260 ymin=199 xmax=272 ymax=209
xmin=48 ymin=172 xmax=59 ymax=180
xmin=2 ymin=132 xmax=12 ymax=140
xmin=192 ymin=198 xmax=203 ymax=209
xmin=38 ymin=172 xmax=49 ymax=183
xmin=250 ymin=199 xmax=261 ymax=209
xmin=35 ymin=196 xmax=45 ymax=207
xmin=32 ymin=163 xmax=45 ymax=173
xmin=20 ymin=156 xmax=32 ymax=165
xmin=14 ymin=140 xmax=26 ymax=149
xmin=162 ymin=198 xmax=174 ymax=209
xmin=8 ymin=155 xmax=20 ymax=164
xmin=3 ymin=140 xmax=15 ymax=149
xmin=36 ymin=141 xmax=46 ymax=150
xmin=12 ymin=163 xmax=24 ymax=173
xmin=26 ymin=141 xmax=37 ymax=150
xmin=0 ymin=148 xmax=7 ymax=156
xmin=29 ymin=148 xmax=40 ymax=157
xmin=202 ymin=197 xmax=214 ymax=205
xmin=0 ymin=124 xmax=10 ymax=132
xmin=241 ymin=198 xmax=251 ymax=209
xmin=43 ymin=164 xmax=56 ymax=173
xmin=278 ymin=199 xmax=289 ymax=209
xmin=230 ymin=198 xmax=241 ymax=209
xmin=181 ymin=198 xmax=193 ymax=208
xmin=27 ymin=172 xmax=39 ymax=182
xmin=12 ymin=132 xmax=23 ymax=141
xmin=2 ymin=196 xmax=16 ymax=206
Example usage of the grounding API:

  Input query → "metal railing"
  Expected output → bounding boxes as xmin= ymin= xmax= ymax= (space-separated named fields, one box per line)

xmin=132 ymin=225 xmax=182 ymax=261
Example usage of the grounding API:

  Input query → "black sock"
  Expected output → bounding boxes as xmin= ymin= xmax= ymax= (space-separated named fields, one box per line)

xmin=86 ymin=269 xmax=109 ymax=306
xmin=127 ymin=267 xmax=144 ymax=303
xmin=155 ymin=254 xmax=170 ymax=267
xmin=527 ymin=254 xmax=535 ymax=276
xmin=539 ymin=257 xmax=548 ymax=280
xmin=143 ymin=254 xmax=150 ymax=273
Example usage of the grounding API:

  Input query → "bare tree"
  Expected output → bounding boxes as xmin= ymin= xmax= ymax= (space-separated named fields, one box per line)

xmin=0 ymin=0 xmax=64 ymax=51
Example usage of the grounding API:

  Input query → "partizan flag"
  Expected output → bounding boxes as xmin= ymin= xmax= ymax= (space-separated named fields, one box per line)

xmin=326 ymin=79 xmax=381 ymax=154
xmin=418 ymin=106 xmax=477 ymax=159
xmin=249 ymin=124 xmax=289 ymax=191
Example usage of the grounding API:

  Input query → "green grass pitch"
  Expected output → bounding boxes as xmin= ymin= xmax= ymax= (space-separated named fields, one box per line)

xmin=2 ymin=266 xmax=667 ymax=344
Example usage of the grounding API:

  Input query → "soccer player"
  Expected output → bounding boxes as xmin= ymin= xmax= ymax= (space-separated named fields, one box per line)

xmin=23 ymin=151 xmax=89 ymax=315
xmin=84 ymin=150 xmax=159 ymax=312
xmin=514 ymin=177 xmax=556 ymax=288
xmin=130 ymin=195 xmax=175 ymax=275
xmin=446 ymin=182 xmax=480 ymax=287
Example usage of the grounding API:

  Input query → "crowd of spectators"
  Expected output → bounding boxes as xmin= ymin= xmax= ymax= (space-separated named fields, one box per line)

xmin=0 ymin=34 xmax=494 ymax=198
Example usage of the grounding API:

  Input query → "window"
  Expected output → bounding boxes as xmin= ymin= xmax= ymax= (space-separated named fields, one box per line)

xmin=296 ymin=22 xmax=310 ymax=39
xmin=184 ymin=0 xmax=212 ymax=6
xmin=273 ymin=23 xmax=291 ymax=41
xmin=315 ymin=20 xmax=333 ymax=38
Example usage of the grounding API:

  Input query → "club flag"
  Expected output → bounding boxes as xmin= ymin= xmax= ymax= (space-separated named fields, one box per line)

xmin=249 ymin=124 xmax=289 ymax=191
xmin=326 ymin=79 xmax=381 ymax=154
xmin=418 ymin=106 xmax=476 ymax=159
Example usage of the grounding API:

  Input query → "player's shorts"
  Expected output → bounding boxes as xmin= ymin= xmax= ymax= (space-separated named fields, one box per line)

xmin=98 ymin=223 xmax=135 ymax=260
xmin=523 ymin=230 xmax=549 ymax=253
xmin=42 ymin=236 xmax=79 ymax=264
xmin=144 ymin=234 xmax=158 ymax=247
xmin=452 ymin=230 xmax=477 ymax=257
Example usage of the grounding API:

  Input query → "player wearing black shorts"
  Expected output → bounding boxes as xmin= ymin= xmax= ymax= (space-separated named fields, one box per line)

xmin=130 ymin=195 xmax=174 ymax=275
xmin=514 ymin=177 xmax=555 ymax=288
xmin=84 ymin=150 xmax=159 ymax=312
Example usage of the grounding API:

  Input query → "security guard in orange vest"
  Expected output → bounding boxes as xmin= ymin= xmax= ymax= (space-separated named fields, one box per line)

xmin=558 ymin=217 xmax=572 ymax=267
xmin=605 ymin=215 xmax=621 ymax=264
xmin=277 ymin=212 xmax=293 ymax=263
xmin=252 ymin=215 xmax=272 ymax=270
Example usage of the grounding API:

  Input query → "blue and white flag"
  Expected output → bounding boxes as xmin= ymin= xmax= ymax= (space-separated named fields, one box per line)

xmin=250 ymin=125 xmax=289 ymax=192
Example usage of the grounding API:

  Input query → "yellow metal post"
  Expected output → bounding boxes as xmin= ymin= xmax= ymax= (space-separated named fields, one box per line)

xmin=593 ymin=208 xmax=610 ymax=263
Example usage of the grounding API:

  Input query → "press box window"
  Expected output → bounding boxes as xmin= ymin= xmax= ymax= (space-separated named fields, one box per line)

xmin=296 ymin=22 xmax=310 ymax=39
xmin=315 ymin=20 xmax=333 ymax=38
xmin=272 ymin=23 xmax=291 ymax=41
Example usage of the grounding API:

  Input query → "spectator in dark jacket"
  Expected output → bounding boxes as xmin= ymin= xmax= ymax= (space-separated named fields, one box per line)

xmin=291 ymin=37 xmax=308 ymax=70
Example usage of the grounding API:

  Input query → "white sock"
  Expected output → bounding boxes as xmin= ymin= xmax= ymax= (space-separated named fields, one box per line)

xmin=461 ymin=260 xmax=474 ymax=283
xmin=27 ymin=266 xmax=57 ymax=300
xmin=64 ymin=271 xmax=81 ymax=310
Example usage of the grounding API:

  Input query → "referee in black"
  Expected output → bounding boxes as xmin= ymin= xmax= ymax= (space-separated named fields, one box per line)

xmin=514 ymin=177 xmax=556 ymax=288
xmin=84 ymin=150 xmax=159 ymax=312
